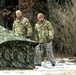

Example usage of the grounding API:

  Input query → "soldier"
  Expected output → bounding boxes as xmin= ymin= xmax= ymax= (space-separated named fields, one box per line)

xmin=34 ymin=13 xmax=56 ymax=66
xmin=12 ymin=10 xmax=33 ymax=39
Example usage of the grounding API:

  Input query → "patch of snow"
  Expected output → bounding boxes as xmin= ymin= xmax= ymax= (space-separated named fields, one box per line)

xmin=0 ymin=58 xmax=76 ymax=75
xmin=35 ymin=58 xmax=76 ymax=71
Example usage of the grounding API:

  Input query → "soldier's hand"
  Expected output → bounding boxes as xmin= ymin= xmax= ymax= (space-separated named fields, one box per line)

xmin=46 ymin=37 xmax=52 ymax=43
xmin=26 ymin=36 xmax=32 ymax=39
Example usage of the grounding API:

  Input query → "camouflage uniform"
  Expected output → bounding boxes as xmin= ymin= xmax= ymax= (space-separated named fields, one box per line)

xmin=34 ymin=19 xmax=55 ymax=65
xmin=13 ymin=17 xmax=32 ymax=38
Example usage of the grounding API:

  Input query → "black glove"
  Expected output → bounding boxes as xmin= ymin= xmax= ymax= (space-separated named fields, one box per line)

xmin=26 ymin=36 xmax=32 ymax=39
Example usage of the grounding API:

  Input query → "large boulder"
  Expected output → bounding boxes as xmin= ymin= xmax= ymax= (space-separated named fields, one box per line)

xmin=0 ymin=26 xmax=38 ymax=69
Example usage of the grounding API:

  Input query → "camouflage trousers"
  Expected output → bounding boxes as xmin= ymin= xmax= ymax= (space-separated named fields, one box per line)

xmin=34 ymin=42 xmax=55 ymax=65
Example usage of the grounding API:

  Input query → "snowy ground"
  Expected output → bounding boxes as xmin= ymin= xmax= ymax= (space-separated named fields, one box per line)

xmin=0 ymin=58 xmax=76 ymax=75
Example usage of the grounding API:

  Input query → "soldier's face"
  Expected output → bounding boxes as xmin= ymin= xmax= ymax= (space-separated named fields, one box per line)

xmin=16 ymin=12 xmax=22 ymax=19
xmin=38 ymin=17 xmax=44 ymax=22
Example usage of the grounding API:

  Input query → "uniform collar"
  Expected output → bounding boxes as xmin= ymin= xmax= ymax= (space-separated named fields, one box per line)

xmin=38 ymin=19 xmax=46 ymax=24
xmin=16 ymin=16 xmax=24 ymax=22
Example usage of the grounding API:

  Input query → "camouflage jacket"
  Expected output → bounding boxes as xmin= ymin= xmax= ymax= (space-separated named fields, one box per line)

xmin=34 ymin=19 xmax=54 ymax=43
xmin=13 ymin=17 xmax=32 ymax=38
